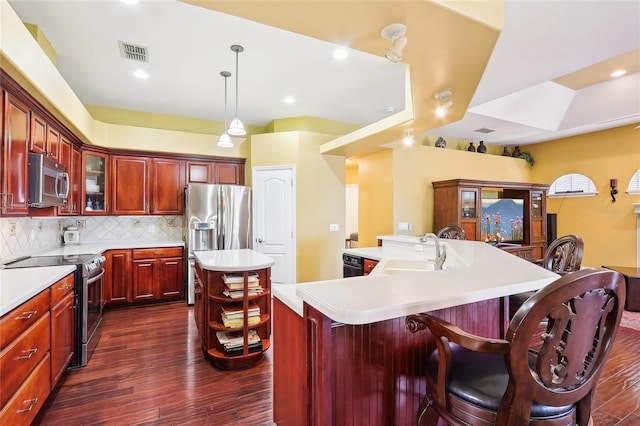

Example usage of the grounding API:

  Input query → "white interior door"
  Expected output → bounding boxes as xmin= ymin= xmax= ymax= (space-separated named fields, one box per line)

xmin=252 ymin=166 xmax=296 ymax=285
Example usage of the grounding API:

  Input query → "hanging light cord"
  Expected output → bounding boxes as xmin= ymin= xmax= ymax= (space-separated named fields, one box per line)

xmin=234 ymin=48 xmax=239 ymax=118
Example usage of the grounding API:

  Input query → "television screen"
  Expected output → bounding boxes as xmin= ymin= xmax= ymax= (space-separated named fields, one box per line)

xmin=481 ymin=198 xmax=524 ymax=242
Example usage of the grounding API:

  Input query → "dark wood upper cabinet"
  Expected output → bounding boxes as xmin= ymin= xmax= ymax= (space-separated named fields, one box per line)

xmin=151 ymin=158 xmax=184 ymax=215
xmin=214 ymin=162 xmax=244 ymax=185
xmin=1 ymin=92 xmax=30 ymax=215
xmin=30 ymin=112 xmax=47 ymax=155
xmin=186 ymin=160 xmax=245 ymax=185
xmin=30 ymin=112 xmax=60 ymax=161
xmin=111 ymin=155 xmax=150 ymax=215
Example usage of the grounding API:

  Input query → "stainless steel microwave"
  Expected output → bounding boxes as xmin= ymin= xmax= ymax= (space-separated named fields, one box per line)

xmin=28 ymin=152 xmax=69 ymax=207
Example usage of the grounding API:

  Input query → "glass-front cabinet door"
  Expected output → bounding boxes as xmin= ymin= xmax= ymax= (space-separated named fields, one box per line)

xmin=82 ymin=151 xmax=109 ymax=215
xmin=459 ymin=188 xmax=479 ymax=240
xmin=530 ymin=191 xmax=546 ymax=244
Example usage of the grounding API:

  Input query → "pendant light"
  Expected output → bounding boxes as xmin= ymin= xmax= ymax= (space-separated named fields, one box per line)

xmin=218 ymin=71 xmax=233 ymax=148
xmin=227 ymin=44 xmax=246 ymax=136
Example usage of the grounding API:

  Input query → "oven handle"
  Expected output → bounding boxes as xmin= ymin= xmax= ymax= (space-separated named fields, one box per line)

xmin=86 ymin=268 xmax=105 ymax=285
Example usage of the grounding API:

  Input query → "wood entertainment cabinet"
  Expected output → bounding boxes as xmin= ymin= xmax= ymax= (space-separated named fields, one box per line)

xmin=433 ymin=179 xmax=549 ymax=259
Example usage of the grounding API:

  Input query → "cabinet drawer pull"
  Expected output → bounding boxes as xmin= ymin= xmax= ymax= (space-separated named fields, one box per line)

xmin=58 ymin=284 xmax=72 ymax=291
xmin=16 ymin=398 xmax=39 ymax=413
xmin=17 ymin=348 xmax=38 ymax=360
xmin=16 ymin=310 xmax=37 ymax=320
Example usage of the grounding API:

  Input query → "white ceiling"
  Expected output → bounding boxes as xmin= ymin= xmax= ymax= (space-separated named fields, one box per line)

xmin=7 ymin=0 xmax=640 ymax=148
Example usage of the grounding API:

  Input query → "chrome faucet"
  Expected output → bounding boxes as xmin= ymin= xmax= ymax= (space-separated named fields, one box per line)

xmin=419 ymin=233 xmax=446 ymax=270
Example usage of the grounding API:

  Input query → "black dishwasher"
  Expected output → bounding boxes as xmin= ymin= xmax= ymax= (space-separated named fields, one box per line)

xmin=343 ymin=254 xmax=364 ymax=277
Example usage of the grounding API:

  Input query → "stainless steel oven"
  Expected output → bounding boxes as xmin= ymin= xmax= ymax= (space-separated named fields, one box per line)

xmin=81 ymin=255 xmax=105 ymax=367
xmin=2 ymin=253 xmax=106 ymax=367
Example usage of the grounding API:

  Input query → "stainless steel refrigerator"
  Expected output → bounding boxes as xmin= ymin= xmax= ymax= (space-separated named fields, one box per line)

xmin=184 ymin=183 xmax=252 ymax=304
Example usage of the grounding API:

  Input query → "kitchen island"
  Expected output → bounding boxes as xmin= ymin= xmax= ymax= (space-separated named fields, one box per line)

xmin=272 ymin=237 xmax=559 ymax=425
xmin=193 ymin=249 xmax=274 ymax=369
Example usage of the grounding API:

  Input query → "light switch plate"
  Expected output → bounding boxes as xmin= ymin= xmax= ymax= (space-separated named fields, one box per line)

xmin=329 ymin=224 xmax=339 ymax=232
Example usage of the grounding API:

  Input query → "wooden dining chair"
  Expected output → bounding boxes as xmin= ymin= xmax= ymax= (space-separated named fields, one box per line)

xmin=406 ymin=268 xmax=625 ymax=426
xmin=436 ymin=225 xmax=466 ymax=240
xmin=509 ymin=234 xmax=584 ymax=317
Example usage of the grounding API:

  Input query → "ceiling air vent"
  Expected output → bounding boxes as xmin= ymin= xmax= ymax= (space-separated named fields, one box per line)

xmin=473 ymin=127 xmax=496 ymax=134
xmin=118 ymin=41 xmax=148 ymax=62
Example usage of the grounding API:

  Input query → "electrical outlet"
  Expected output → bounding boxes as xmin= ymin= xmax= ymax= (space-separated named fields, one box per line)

xmin=414 ymin=244 xmax=424 ymax=252
xmin=76 ymin=219 xmax=86 ymax=229
xmin=9 ymin=223 xmax=16 ymax=236
xmin=329 ymin=224 xmax=339 ymax=232
xmin=148 ymin=224 xmax=155 ymax=232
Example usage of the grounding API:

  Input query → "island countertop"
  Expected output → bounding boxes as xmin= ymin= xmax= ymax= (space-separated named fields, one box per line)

xmin=292 ymin=238 xmax=559 ymax=325
xmin=194 ymin=249 xmax=274 ymax=272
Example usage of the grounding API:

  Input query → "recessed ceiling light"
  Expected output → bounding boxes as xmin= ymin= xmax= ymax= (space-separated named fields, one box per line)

xmin=333 ymin=48 xmax=348 ymax=60
xmin=283 ymin=96 xmax=295 ymax=104
xmin=133 ymin=69 xmax=149 ymax=79
xmin=611 ymin=69 xmax=626 ymax=78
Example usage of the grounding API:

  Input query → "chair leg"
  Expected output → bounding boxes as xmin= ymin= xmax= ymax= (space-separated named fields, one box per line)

xmin=417 ymin=396 xmax=440 ymax=426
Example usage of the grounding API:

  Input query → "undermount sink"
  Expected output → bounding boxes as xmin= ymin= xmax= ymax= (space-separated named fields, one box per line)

xmin=383 ymin=259 xmax=437 ymax=272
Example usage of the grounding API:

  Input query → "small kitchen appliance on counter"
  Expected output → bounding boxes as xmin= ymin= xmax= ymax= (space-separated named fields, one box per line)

xmin=63 ymin=226 xmax=80 ymax=245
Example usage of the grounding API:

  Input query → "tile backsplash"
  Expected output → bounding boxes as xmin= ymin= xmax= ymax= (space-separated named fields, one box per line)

xmin=0 ymin=215 xmax=183 ymax=261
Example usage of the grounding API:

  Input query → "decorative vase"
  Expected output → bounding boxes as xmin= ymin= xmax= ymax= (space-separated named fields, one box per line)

xmin=435 ymin=137 xmax=447 ymax=148
xmin=502 ymin=147 xmax=510 ymax=156
xmin=512 ymin=146 xmax=522 ymax=157
xmin=467 ymin=142 xmax=476 ymax=152
xmin=477 ymin=141 xmax=487 ymax=154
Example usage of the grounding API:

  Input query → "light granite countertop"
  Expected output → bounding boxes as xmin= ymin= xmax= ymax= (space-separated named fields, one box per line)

xmin=276 ymin=236 xmax=559 ymax=325
xmin=0 ymin=239 xmax=184 ymax=317
xmin=0 ymin=265 xmax=76 ymax=316
xmin=194 ymin=249 xmax=274 ymax=272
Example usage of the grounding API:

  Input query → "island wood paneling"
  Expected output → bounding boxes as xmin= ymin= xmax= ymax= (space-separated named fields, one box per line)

xmin=306 ymin=297 xmax=505 ymax=426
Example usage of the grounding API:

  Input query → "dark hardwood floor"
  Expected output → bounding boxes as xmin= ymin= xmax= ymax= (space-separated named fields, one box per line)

xmin=34 ymin=302 xmax=640 ymax=425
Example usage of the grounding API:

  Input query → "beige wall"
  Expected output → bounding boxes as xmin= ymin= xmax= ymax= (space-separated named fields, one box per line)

xmin=251 ymin=131 xmax=345 ymax=283
xmin=527 ymin=124 xmax=640 ymax=267
xmin=357 ymin=150 xmax=394 ymax=247
xmin=355 ymin=144 xmax=532 ymax=246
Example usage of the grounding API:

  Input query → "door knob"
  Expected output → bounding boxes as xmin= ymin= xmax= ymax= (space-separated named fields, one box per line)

xmin=257 ymin=238 xmax=264 ymax=243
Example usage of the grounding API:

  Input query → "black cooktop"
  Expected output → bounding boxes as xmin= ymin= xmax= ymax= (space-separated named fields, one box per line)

xmin=2 ymin=254 xmax=97 ymax=269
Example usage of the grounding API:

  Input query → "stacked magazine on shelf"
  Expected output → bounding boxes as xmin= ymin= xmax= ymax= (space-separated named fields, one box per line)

xmin=216 ymin=329 xmax=263 ymax=357
xmin=220 ymin=303 xmax=261 ymax=328
xmin=222 ymin=272 xmax=264 ymax=299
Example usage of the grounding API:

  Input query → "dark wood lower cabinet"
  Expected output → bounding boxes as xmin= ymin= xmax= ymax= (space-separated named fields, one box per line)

xmin=50 ymin=292 xmax=74 ymax=388
xmin=104 ymin=249 xmax=132 ymax=304
xmin=132 ymin=247 xmax=184 ymax=301
xmin=105 ymin=247 xmax=183 ymax=305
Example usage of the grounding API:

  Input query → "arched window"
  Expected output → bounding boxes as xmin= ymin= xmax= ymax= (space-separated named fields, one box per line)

xmin=548 ymin=173 xmax=597 ymax=198
xmin=627 ymin=169 xmax=640 ymax=195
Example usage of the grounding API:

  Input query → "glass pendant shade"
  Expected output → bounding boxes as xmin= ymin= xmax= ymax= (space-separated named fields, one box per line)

xmin=217 ymin=132 xmax=233 ymax=148
xmin=228 ymin=118 xmax=245 ymax=136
